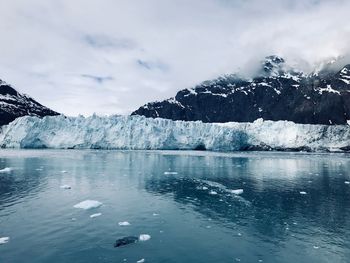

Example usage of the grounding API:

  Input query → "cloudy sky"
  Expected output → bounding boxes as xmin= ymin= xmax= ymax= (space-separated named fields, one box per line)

xmin=0 ymin=0 xmax=349 ymax=116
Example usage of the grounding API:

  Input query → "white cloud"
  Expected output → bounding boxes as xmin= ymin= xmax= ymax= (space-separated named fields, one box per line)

xmin=0 ymin=0 xmax=349 ymax=115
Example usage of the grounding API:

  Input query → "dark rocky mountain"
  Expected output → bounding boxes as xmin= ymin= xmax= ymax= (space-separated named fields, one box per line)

xmin=0 ymin=79 xmax=59 ymax=126
xmin=132 ymin=56 xmax=350 ymax=125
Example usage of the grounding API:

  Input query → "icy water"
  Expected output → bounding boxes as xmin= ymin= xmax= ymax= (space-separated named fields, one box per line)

xmin=0 ymin=150 xmax=350 ymax=263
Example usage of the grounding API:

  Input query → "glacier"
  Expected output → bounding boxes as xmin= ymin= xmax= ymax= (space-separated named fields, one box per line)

xmin=0 ymin=115 xmax=349 ymax=152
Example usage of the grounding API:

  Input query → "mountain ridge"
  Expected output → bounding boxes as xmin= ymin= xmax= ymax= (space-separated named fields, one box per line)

xmin=0 ymin=79 xmax=59 ymax=126
xmin=132 ymin=56 xmax=350 ymax=125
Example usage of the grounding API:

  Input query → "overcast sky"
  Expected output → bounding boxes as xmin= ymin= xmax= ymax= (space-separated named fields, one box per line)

xmin=0 ymin=0 xmax=349 ymax=116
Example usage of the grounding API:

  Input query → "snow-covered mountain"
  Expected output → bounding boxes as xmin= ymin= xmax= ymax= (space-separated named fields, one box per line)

xmin=132 ymin=56 xmax=350 ymax=125
xmin=0 ymin=79 xmax=58 ymax=126
xmin=0 ymin=115 xmax=349 ymax=152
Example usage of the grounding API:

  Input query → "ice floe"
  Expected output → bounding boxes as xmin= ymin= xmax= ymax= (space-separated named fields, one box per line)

xmin=139 ymin=234 xmax=151 ymax=241
xmin=118 ymin=221 xmax=131 ymax=226
xmin=164 ymin=171 xmax=178 ymax=175
xmin=137 ymin=259 xmax=145 ymax=263
xmin=300 ymin=191 xmax=307 ymax=195
xmin=90 ymin=213 xmax=102 ymax=218
xmin=73 ymin=200 xmax=102 ymax=210
xmin=230 ymin=189 xmax=244 ymax=195
xmin=0 ymin=237 xmax=9 ymax=244
xmin=60 ymin=185 xmax=71 ymax=189
xmin=0 ymin=167 xmax=12 ymax=173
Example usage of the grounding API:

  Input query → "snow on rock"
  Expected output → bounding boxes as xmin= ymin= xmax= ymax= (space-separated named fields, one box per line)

xmin=90 ymin=213 xmax=102 ymax=218
xmin=0 ymin=115 xmax=349 ymax=152
xmin=139 ymin=234 xmax=151 ymax=241
xmin=118 ymin=221 xmax=131 ymax=226
xmin=0 ymin=237 xmax=9 ymax=245
xmin=0 ymin=167 xmax=12 ymax=173
xmin=73 ymin=200 xmax=102 ymax=210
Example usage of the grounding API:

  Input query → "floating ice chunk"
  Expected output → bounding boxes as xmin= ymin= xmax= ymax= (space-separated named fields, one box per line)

xmin=345 ymin=181 xmax=350 ymax=184
xmin=313 ymin=245 xmax=319 ymax=249
xmin=0 ymin=167 xmax=12 ymax=173
xmin=152 ymin=213 xmax=159 ymax=216
xmin=60 ymin=185 xmax=71 ymax=189
xmin=202 ymin=186 xmax=208 ymax=190
xmin=74 ymin=200 xmax=102 ymax=210
xmin=139 ymin=234 xmax=151 ymax=241
xmin=164 ymin=171 xmax=178 ymax=175
xmin=209 ymin=190 xmax=218 ymax=195
xmin=230 ymin=189 xmax=243 ymax=195
xmin=0 ymin=237 xmax=9 ymax=244
xmin=137 ymin=259 xmax=145 ymax=263
xmin=61 ymin=170 xmax=67 ymax=173
xmin=118 ymin=221 xmax=130 ymax=226
xmin=90 ymin=213 xmax=102 ymax=218
xmin=300 ymin=191 xmax=307 ymax=195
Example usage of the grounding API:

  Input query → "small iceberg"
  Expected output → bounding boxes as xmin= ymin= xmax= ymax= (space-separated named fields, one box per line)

xmin=60 ymin=185 xmax=71 ymax=189
xmin=118 ymin=221 xmax=131 ymax=226
xmin=73 ymin=200 xmax=102 ymax=210
xmin=90 ymin=213 xmax=102 ymax=218
xmin=0 ymin=237 xmax=9 ymax=245
xmin=61 ymin=170 xmax=68 ymax=173
xmin=164 ymin=171 xmax=178 ymax=175
xmin=137 ymin=259 xmax=145 ymax=263
xmin=230 ymin=189 xmax=244 ymax=195
xmin=209 ymin=190 xmax=218 ymax=195
xmin=0 ymin=167 xmax=12 ymax=173
xmin=139 ymin=234 xmax=151 ymax=241
xmin=345 ymin=181 xmax=350 ymax=185
xmin=300 ymin=191 xmax=307 ymax=195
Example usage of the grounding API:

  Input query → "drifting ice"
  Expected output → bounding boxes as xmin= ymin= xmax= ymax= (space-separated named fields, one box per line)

xmin=139 ymin=234 xmax=151 ymax=241
xmin=0 ymin=237 xmax=9 ymax=245
xmin=118 ymin=221 xmax=131 ymax=226
xmin=0 ymin=167 xmax=12 ymax=173
xmin=0 ymin=115 xmax=349 ymax=152
xmin=73 ymin=200 xmax=102 ymax=210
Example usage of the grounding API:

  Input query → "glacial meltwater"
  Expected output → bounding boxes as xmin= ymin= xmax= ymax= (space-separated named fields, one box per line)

xmin=0 ymin=150 xmax=349 ymax=263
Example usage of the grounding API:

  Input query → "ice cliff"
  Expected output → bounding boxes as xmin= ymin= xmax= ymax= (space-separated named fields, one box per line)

xmin=0 ymin=115 xmax=349 ymax=152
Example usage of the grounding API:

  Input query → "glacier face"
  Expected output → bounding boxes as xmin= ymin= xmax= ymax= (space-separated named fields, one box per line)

xmin=0 ymin=115 xmax=349 ymax=152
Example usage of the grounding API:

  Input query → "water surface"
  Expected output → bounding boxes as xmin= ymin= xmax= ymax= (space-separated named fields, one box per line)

xmin=0 ymin=150 xmax=349 ymax=263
